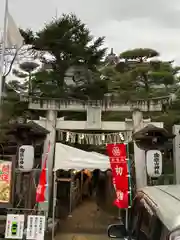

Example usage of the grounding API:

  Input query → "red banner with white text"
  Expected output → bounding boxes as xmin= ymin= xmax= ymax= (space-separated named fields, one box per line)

xmin=106 ymin=143 xmax=129 ymax=209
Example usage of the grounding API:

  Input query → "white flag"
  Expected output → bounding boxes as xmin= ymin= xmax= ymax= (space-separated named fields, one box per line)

xmin=6 ymin=11 xmax=24 ymax=49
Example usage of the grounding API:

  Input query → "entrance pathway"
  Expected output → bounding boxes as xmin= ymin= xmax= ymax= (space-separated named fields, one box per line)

xmin=54 ymin=199 xmax=121 ymax=240
xmin=55 ymin=233 xmax=109 ymax=240
xmin=58 ymin=199 xmax=118 ymax=234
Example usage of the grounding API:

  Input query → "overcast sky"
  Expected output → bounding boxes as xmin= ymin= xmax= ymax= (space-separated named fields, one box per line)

xmin=1 ymin=0 xmax=180 ymax=63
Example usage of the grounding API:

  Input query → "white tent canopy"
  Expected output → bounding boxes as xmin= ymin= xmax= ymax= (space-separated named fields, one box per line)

xmin=91 ymin=151 xmax=109 ymax=159
xmin=54 ymin=143 xmax=110 ymax=171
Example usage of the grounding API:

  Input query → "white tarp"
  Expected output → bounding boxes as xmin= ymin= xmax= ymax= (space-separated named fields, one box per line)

xmin=91 ymin=151 xmax=109 ymax=159
xmin=54 ymin=143 xmax=110 ymax=171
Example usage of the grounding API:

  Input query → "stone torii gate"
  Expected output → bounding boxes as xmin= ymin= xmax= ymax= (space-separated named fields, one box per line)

xmin=21 ymin=96 xmax=166 ymax=211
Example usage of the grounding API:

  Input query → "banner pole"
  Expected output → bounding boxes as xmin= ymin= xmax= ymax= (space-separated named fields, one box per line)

xmin=68 ymin=170 xmax=73 ymax=217
xmin=125 ymin=208 xmax=128 ymax=231
xmin=0 ymin=0 xmax=8 ymax=104
xmin=52 ymin=171 xmax=57 ymax=240
xmin=118 ymin=208 xmax=121 ymax=220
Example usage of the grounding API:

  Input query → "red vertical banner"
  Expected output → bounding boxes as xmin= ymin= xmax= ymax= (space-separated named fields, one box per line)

xmin=36 ymin=142 xmax=50 ymax=203
xmin=36 ymin=159 xmax=47 ymax=203
xmin=106 ymin=143 xmax=129 ymax=209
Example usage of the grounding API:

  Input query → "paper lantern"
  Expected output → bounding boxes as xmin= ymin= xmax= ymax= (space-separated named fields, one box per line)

xmin=18 ymin=145 xmax=34 ymax=172
xmin=146 ymin=150 xmax=162 ymax=178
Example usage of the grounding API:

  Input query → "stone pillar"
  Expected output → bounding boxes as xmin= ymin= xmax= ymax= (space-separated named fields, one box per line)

xmin=39 ymin=110 xmax=57 ymax=213
xmin=132 ymin=110 xmax=147 ymax=189
xmin=172 ymin=125 xmax=180 ymax=184
xmin=86 ymin=106 xmax=102 ymax=129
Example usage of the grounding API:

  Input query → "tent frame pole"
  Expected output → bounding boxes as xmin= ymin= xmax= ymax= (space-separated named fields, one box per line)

xmin=68 ymin=170 xmax=73 ymax=217
xmin=80 ymin=171 xmax=83 ymax=202
xmin=52 ymin=171 xmax=57 ymax=240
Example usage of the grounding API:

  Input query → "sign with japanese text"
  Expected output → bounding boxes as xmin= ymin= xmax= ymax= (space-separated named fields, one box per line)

xmin=0 ymin=160 xmax=12 ymax=203
xmin=5 ymin=214 xmax=24 ymax=239
xmin=18 ymin=145 xmax=34 ymax=172
xmin=107 ymin=143 xmax=129 ymax=209
xmin=26 ymin=215 xmax=46 ymax=240
xmin=146 ymin=150 xmax=162 ymax=178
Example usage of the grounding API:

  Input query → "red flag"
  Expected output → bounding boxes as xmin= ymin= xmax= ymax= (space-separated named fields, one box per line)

xmin=36 ymin=142 xmax=50 ymax=203
xmin=111 ymin=162 xmax=128 ymax=190
xmin=114 ymin=190 xmax=129 ymax=208
xmin=36 ymin=159 xmax=46 ymax=203
xmin=106 ymin=143 xmax=129 ymax=209
xmin=107 ymin=143 xmax=126 ymax=161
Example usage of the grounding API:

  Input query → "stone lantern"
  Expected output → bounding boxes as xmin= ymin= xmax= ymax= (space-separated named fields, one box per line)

xmin=133 ymin=124 xmax=175 ymax=185
xmin=133 ymin=124 xmax=175 ymax=150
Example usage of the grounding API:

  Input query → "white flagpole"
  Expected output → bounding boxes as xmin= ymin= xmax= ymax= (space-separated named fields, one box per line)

xmin=55 ymin=8 xmax=58 ymax=20
xmin=0 ymin=0 xmax=8 ymax=104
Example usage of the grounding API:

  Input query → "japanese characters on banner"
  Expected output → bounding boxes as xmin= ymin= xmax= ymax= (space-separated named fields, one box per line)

xmin=106 ymin=143 xmax=130 ymax=209
xmin=26 ymin=215 xmax=46 ymax=240
xmin=0 ymin=160 xmax=12 ymax=203
xmin=5 ymin=214 xmax=24 ymax=239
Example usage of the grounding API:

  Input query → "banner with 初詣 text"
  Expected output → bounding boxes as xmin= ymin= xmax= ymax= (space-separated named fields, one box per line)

xmin=106 ymin=143 xmax=129 ymax=209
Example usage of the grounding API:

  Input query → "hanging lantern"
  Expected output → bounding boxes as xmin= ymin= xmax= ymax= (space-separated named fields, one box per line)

xmin=18 ymin=145 xmax=34 ymax=172
xmin=146 ymin=150 xmax=162 ymax=178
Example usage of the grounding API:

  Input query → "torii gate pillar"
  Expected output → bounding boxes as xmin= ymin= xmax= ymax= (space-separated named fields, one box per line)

xmin=132 ymin=110 xmax=147 ymax=188
xmin=41 ymin=110 xmax=57 ymax=212
xmin=173 ymin=125 xmax=180 ymax=184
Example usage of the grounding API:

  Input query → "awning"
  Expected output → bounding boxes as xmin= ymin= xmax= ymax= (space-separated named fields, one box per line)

xmin=91 ymin=151 xmax=109 ymax=159
xmin=54 ymin=143 xmax=110 ymax=171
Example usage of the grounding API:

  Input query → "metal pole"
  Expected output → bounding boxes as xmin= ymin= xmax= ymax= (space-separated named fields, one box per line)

xmin=52 ymin=171 xmax=57 ymax=240
xmin=0 ymin=0 xmax=8 ymax=104
xmin=68 ymin=170 xmax=73 ymax=217
xmin=81 ymin=171 xmax=83 ymax=202
xmin=118 ymin=208 xmax=121 ymax=220
xmin=125 ymin=209 xmax=128 ymax=231
xmin=55 ymin=8 xmax=58 ymax=20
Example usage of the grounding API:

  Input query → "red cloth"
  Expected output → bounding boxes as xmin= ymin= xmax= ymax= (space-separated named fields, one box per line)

xmin=114 ymin=190 xmax=129 ymax=208
xmin=106 ymin=143 xmax=129 ymax=209
xmin=36 ymin=159 xmax=46 ymax=203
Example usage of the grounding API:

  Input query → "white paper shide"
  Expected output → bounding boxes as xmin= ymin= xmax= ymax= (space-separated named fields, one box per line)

xmin=26 ymin=215 xmax=46 ymax=240
xmin=5 ymin=214 xmax=25 ymax=239
xmin=146 ymin=150 xmax=162 ymax=178
xmin=18 ymin=145 xmax=34 ymax=172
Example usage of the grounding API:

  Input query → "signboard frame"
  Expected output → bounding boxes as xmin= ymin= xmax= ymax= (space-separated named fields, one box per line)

xmin=5 ymin=214 xmax=25 ymax=239
xmin=0 ymin=155 xmax=15 ymax=209
xmin=5 ymin=209 xmax=46 ymax=240
xmin=26 ymin=215 xmax=46 ymax=239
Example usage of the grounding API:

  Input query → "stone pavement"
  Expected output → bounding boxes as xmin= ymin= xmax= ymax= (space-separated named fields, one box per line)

xmin=55 ymin=233 xmax=109 ymax=240
xmin=53 ymin=198 xmax=120 ymax=240
xmin=57 ymin=199 xmax=118 ymax=233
